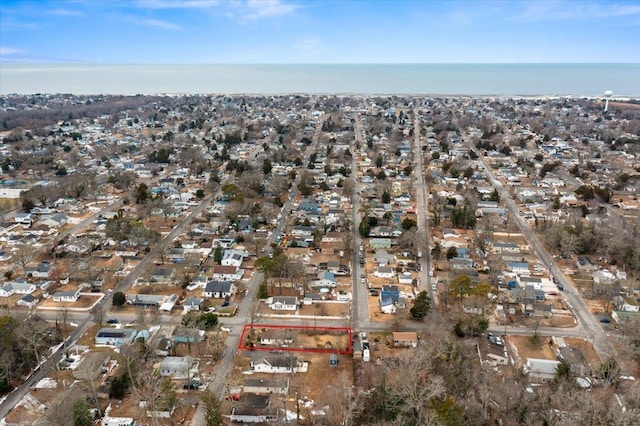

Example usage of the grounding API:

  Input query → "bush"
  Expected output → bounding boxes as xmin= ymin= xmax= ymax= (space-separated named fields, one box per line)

xmin=112 ymin=291 xmax=126 ymax=307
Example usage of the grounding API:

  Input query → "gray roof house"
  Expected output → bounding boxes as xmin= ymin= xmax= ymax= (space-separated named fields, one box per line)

xmin=159 ymin=356 xmax=195 ymax=378
xmin=203 ymin=281 xmax=235 ymax=298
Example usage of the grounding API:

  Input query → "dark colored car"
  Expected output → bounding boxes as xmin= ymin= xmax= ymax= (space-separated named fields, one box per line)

xmin=600 ymin=318 xmax=611 ymax=323
xmin=106 ymin=318 xmax=119 ymax=324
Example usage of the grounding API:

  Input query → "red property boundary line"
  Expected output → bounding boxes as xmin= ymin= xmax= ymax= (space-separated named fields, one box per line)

xmin=238 ymin=324 xmax=353 ymax=354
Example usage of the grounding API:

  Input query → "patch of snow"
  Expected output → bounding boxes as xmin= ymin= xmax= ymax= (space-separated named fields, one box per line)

xmin=35 ymin=378 xmax=58 ymax=389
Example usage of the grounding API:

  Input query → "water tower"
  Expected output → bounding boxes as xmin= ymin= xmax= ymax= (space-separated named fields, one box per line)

xmin=604 ymin=90 xmax=613 ymax=112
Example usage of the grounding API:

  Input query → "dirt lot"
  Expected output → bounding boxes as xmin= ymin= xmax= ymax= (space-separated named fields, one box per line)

xmin=506 ymin=335 xmax=556 ymax=367
xmin=563 ymin=337 xmax=600 ymax=366
xmin=244 ymin=327 xmax=351 ymax=352
xmin=255 ymin=301 xmax=348 ymax=317
xmin=39 ymin=293 xmax=102 ymax=309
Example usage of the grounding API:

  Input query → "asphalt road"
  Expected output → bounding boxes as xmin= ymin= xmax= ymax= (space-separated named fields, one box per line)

xmin=412 ymin=109 xmax=434 ymax=301
xmin=351 ymin=115 xmax=369 ymax=330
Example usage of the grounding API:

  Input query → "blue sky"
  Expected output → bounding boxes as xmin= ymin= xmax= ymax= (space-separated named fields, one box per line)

xmin=1 ymin=0 xmax=639 ymax=63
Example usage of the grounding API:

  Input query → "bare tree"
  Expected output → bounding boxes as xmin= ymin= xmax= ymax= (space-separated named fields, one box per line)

xmin=12 ymin=244 xmax=34 ymax=275
xmin=16 ymin=318 xmax=50 ymax=365
xmin=91 ymin=304 xmax=105 ymax=327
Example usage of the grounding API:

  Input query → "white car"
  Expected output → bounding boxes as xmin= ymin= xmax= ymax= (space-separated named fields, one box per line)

xmin=221 ymin=326 xmax=232 ymax=333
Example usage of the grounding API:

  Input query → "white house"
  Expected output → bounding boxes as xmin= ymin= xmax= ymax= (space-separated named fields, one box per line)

xmin=0 ymin=281 xmax=36 ymax=297
xmin=203 ymin=281 xmax=235 ymax=298
xmin=210 ymin=265 xmax=244 ymax=281
xmin=507 ymin=262 xmax=530 ymax=275
xmin=524 ymin=358 xmax=560 ymax=382
xmin=268 ymin=296 xmax=299 ymax=311
xmin=380 ymin=298 xmax=397 ymax=314
xmin=101 ymin=417 xmax=136 ymax=426
xmin=221 ymin=250 xmax=245 ymax=267
xmin=315 ymin=270 xmax=337 ymax=288
xmin=373 ymin=266 xmax=395 ymax=279
xmin=398 ymin=272 xmax=413 ymax=284
xmin=52 ymin=289 xmax=80 ymax=303
xmin=159 ymin=356 xmax=196 ymax=378
xmin=250 ymin=354 xmax=308 ymax=374
xmin=182 ymin=297 xmax=203 ymax=314
xmin=17 ymin=294 xmax=38 ymax=308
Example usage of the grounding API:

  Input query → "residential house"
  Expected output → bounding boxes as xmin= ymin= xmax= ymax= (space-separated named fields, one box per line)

xmin=315 ymin=270 xmax=337 ymax=288
xmin=52 ymin=289 xmax=80 ymax=303
xmin=373 ymin=250 xmax=395 ymax=266
xmin=369 ymin=238 xmax=392 ymax=249
xmin=38 ymin=213 xmax=69 ymax=228
xmin=259 ymin=329 xmax=294 ymax=346
xmin=524 ymin=358 xmax=560 ymax=382
xmin=380 ymin=285 xmax=400 ymax=303
xmin=249 ymin=354 xmax=308 ymax=373
xmin=221 ymin=249 xmax=248 ymax=266
xmin=243 ymin=377 xmax=289 ymax=395
xmin=203 ymin=281 xmax=235 ymax=298
xmin=391 ymin=332 xmax=418 ymax=348
xmin=576 ymin=256 xmax=597 ymax=272
xmin=171 ymin=327 xmax=203 ymax=344
xmin=230 ymin=394 xmax=279 ymax=424
xmin=159 ymin=356 xmax=195 ymax=378
xmin=150 ymin=267 xmax=176 ymax=283
xmin=507 ymin=261 xmax=530 ymax=274
xmin=183 ymin=297 xmax=203 ymax=314
xmin=26 ymin=261 xmax=51 ymax=278
xmin=0 ymin=281 xmax=36 ymax=297
xmin=95 ymin=328 xmax=136 ymax=347
xmin=380 ymin=298 xmax=397 ymax=314
xmin=210 ymin=264 xmax=244 ymax=281
xmin=101 ymin=417 xmax=136 ymax=426
xmin=216 ymin=237 xmax=235 ymax=249
xmin=374 ymin=266 xmax=395 ymax=278
xmin=14 ymin=213 xmax=33 ymax=225
xmin=128 ymin=293 xmax=178 ymax=311
xmin=477 ymin=338 xmax=509 ymax=367
xmin=17 ymin=294 xmax=38 ymax=308
xmin=491 ymin=242 xmax=520 ymax=254
xmin=73 ymin=351 xmax=111 ymax=380
xmin=268 ymin=296 xmax=299 ymax=311
xmin=442 ymin=234 xmax=468 ymax=249
xmin=613 ymin=296 xmax=640 ymax=313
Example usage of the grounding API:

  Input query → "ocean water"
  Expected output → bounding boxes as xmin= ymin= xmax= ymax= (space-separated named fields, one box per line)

xmin=0 ymin=63 xmax=638 ymax=97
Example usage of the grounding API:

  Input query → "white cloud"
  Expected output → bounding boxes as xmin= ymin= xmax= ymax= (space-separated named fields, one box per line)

xmin=141 ymin=18 xmax=181 ymax=29
xmin=511 ymin=1 xmax=640 ymax=22
xmin=245 ymin=0 xmax=298 ymax=20
xmin=47 ymin=8 xmax=85 ymax=17
xmin=135 ymin=0 xmax=220 ymax=8
xmin=122 ymin=15 xmax=181 ymax=29
xmin=0 ymin=46 xmax=22 ymax=55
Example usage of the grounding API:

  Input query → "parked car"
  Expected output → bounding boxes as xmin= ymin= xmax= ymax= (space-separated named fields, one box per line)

xmin=106 ymin=318 xmax=119 ymax=324
xmin=600 ymin=318 xmax=611 ymax=323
